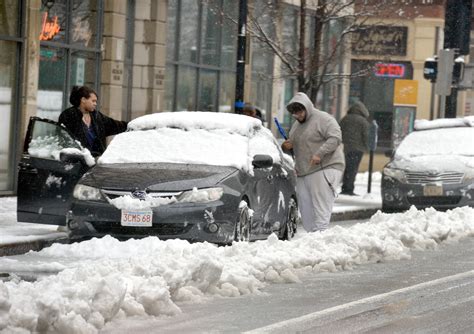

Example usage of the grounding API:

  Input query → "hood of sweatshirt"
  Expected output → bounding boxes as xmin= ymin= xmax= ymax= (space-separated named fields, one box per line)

xmin=347 ymin=101 xmax=369 ymax=118
xmin=286 ymin=92 xmax=315 ymax=121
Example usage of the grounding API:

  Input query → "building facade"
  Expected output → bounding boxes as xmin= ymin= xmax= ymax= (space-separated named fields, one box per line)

xmin=1 ymin=0 xmax=472 ymax=194
xmin=0 ymin=0 xmax=168 ymax=195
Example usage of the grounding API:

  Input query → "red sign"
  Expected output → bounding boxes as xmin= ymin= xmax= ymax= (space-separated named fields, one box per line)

xmin=39 ymin=12 xmax=60 ymax=41
xmin=374 ymin=63 xmax=405 ymax=78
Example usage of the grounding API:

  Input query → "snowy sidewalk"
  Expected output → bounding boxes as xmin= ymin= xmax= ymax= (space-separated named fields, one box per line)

xmin=0 ymin=172 xmax=382 ymax=254
xmin=332 ymin=172 xmax=382 ymax=220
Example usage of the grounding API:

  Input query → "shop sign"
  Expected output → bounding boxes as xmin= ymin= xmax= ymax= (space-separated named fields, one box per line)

xmin=375 ymin=63 xmax=406 ymax=78
xmin=39 ymin=12 xmax=61 ymax=41
xmin=352 ymin=26 xmax=408 ymax=56
xmin=394 ymin=79 xmax=418 ymax=106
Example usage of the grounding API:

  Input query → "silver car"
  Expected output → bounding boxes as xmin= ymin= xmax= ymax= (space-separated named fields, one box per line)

xmin=382 ymin=118 xmax=474 ymax=212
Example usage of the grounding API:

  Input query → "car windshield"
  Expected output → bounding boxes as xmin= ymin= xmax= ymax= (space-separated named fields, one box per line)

xmin=395 ymin=127 xmax=474 ymax=158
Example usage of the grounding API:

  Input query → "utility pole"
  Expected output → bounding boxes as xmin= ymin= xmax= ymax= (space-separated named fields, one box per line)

xmin=234 ymin=0 xmax=247 ymax=114
xmin=443 ymin=0 xmax=472 ymax=118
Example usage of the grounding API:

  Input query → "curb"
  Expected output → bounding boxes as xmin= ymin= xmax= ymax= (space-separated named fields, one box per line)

xmin=0 ymin=237 xmax=69 ymax=257
xmin=331 ymin=208 xmax=379 ymax=222
xmin=0 ymin=209 xmax=379 ymax=256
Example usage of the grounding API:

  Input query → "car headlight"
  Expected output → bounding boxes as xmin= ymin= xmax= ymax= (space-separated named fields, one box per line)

xmin=383 ymin=167 xmax=406 ymax=183
xmin=177 ymin=187 xmax=223 ymax=203
xmin=73 ymin=184 xmax=104 ymax=201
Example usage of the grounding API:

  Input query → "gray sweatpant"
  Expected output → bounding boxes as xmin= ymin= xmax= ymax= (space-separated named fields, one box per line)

xmin=296 ymin=168 xmax=342 ymax=232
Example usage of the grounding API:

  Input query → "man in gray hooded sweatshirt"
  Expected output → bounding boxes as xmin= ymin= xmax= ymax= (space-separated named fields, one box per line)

xmin=281 ymin=92 xmax=345 ymax=232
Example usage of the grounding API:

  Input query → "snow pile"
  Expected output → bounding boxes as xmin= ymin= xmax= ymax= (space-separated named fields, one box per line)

xmin=414 ymin=116 xmax=474 ymax=130
xmin=1 ymin=206 xmax=473 ymax=332
xmin=109 ymin=187 xmax=223 ymax=210
xmin=28 ymin=137 xmax=95 ymax=167
xmin=98 ymin=128 xmax=250 ymax=170
xmin=128 ymin=111 xmax=262 ymax=136
xmin=99 ymin=123 xmax=286 ymax=173
xmin=395 ymin=127 xmax=474 ymax=157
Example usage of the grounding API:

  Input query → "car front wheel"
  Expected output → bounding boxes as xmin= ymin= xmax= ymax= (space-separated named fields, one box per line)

xmin=282 ymin=198 xmax=298 ymax=240
xmin=234 ymin=202 xmax=251 ymax=242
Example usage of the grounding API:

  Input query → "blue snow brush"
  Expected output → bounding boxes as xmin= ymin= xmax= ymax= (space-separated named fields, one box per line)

xmin=274 ymin=117 xmax=288 ymax=140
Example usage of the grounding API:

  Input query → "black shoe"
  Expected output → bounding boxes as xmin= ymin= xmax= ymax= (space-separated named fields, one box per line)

xmin=340 ymin=191 xmax=359 ymax=196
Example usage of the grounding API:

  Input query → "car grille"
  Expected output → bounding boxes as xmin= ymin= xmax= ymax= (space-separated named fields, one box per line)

xmin=91 ymin=222 xmax=193 ymax=235
xmin=101 ymin=189 xmax=183 ymax=201
xmin=405 ymin=171 xmax=464 ymax=185
xmin=407 ymin=196 xmax=462 ymax=206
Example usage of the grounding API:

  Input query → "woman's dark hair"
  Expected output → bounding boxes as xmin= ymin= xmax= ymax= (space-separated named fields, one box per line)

xmin=69 ymin=86 xmax=98 ymax=107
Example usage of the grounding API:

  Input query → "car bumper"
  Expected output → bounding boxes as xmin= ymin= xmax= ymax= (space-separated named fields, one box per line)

xmin=381 ymin=175 xmax=474 ymax=211
xmin=68 ymin=197 xmax=239 ymax=244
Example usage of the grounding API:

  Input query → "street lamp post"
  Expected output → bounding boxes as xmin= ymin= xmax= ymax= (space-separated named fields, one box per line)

xmin=234 ymin=0 xmax=247 ymax=114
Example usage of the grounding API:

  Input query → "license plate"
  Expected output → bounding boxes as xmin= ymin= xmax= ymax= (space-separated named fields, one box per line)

xmin=423 ymin=184 xmax=443 ymax=196
xmin=121 ymin=209 xmax=153 ymax=227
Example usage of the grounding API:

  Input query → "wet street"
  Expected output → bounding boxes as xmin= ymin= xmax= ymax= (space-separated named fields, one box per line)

xmin=100 ymin=221 xmax=474 ymax=333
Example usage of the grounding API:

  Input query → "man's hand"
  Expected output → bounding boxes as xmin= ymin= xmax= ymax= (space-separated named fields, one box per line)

xmin=310 ymin=154 xmax=321 ymax=165
xmin=281 ymin=140 xmax=293 ymax=152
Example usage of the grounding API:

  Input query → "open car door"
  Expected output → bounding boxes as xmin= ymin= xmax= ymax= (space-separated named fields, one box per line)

xmin=17 ymin=117 xmax=93 ymax=225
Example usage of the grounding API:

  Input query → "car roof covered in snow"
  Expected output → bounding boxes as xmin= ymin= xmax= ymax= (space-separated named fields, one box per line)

xmin=127 ymin=111 xmax=262 ymax=137
xmin=414 ymin=116 xmax=474 ymax=131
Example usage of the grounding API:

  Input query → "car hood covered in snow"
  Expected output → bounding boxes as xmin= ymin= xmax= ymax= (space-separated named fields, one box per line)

xmin=388 ymin=155 xmax=474 ymax=173
xmin=79 ymin=163 xmax=238 ymax=191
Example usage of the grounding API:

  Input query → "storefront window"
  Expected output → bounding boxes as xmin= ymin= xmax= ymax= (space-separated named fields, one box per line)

xmin=39 ymin=1 xmax=67 ymax=43
xmin=166 ymin=0 xmax=177 ymax=61
xmin=70 ymin=0 xmax=98 ymax=48
xmin=38 ymin=47 xmax=66 ymax=120
xmin=350 ymin=60 xmax=413 ymax=149
xmin=71 ymin=50 xmax=98 ymax=87
xmin=219 ymin=71 xmax=235 ymax=113
xmin=0 ymin=0 xmax=19 ymax=36
xmin=0 ymin=0 xmax=22 ymax=193
xmin=221 ymin=0 xmax=237 ymax=69
xmin=201 ymin=2 xmax=219 ymax=66
xmin=166 ymin=0 xmax=237 ymax=113
xmin=38 ymin=0 xmax=103 ymax=120
xmin=179 ymin=0 xmax=199 ymax=63
xmin=164 ymin=65 xmax=176 ymax=111
xmin=176 ymin=66 xmax=197 ymax=110
xmin=0 ymin=40 xmax=18 ymax=191
xmin=198 ymin=70 xmax=218 ymax=111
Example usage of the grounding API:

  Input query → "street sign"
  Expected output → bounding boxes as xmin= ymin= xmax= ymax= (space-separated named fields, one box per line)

xmin=435 ymin=49 xmax=455 ymax=96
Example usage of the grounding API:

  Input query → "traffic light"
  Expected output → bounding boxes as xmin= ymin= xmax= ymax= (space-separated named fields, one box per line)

xmin=423 ymin=57 xmax=437 ymax=83
xmin=444 ymin=0 xmax=472 ymax=55
xmin=453 ymin=59 xmax=465 ymax=82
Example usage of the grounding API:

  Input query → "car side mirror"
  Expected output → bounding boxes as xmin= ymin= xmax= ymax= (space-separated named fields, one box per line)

xmin=60 ymin=152 xmax=86 ymax=165
xmin=384 ymin=149 xmax=394 ymax=158
xmin=252 ymin=154 xmax=273 ymax=169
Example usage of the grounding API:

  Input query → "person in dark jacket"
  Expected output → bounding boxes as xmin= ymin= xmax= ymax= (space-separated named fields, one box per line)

xmin=339 ymin=100 xmax=370 ymax=195
xmin=58 ymin=86 xmax=128 ymax=156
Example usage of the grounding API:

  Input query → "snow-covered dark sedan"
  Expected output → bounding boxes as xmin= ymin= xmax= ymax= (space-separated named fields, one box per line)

xmin=17 ymin=112 xmax=299 ymax=244
xmin=382 ymin=117 xmax=474 ymax=212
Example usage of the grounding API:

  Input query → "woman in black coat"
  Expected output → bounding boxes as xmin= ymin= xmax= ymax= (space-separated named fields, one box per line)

xmin=59 ymin=86 xmax=128 ymax=156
